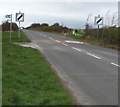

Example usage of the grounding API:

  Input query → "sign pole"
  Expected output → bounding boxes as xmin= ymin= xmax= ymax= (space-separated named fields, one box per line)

xmin=10 ymin=14 xmax=12 ymax=42
xmin=94 ymin=15 xmax=103 ymax=39
xmin=97 ymin=24 xmax=99 ymax=39
xmin=18 ymin=21 xmax=20 ymax=39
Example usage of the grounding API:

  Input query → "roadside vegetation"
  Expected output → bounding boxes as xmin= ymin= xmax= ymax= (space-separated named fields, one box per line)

xmin=26 ymin=23 xmax=72 ymax=34
xmin=65 ymin=27 xmax=118 ymax=50
xmin=2 ymin=31 xmax=74 ymax=105
xmin=84 ymin=27 xmax=118 ymax=49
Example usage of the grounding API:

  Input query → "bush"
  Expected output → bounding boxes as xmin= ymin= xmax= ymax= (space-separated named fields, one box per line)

xmin=26 ymin=23 xmax=72 ymax=33
xmin=2 ymin=22 xmax=18 ymax=31
xmin=84 ymin=27 xmax=118 ymax=45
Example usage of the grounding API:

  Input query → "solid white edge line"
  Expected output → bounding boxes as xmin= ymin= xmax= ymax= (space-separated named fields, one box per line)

xmin=87 ymin=53 xmax=101 ymax=59
xmin=111 ymin=63 xmax=120 ymax=67
xmin=62 ymin=43 xmax=68 ymax=46
xmin=72 ymin=47 xmax=81 ymax=51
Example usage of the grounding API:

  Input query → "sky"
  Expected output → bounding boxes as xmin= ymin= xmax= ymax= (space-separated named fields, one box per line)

xmin=0 ymin=0 xmax=119 ymax=29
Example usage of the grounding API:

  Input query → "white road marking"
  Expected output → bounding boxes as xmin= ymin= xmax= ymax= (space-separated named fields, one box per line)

xmin=65 ymin=40 xmax=83 ymax=44
xmin=49 ymin=37 xmax=54 ymax=40
xmin=111 ymin=63 xmax=120 ymax=67
xmin=55 ymin=40 xmax=60 ymax=43
xmin=62 ymin=43 xmax=68 ymax=46
xmin=72 ymin=47 xmax=81 ymax=52
xmin=87 ymin=53 xmax=101 ymax=59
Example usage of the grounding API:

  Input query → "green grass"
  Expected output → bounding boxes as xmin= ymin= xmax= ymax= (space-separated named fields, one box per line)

xmin=2 ymin=31 xmax=74 ymax=105
xmin=3 ymin=31 xmax=31 ymax=43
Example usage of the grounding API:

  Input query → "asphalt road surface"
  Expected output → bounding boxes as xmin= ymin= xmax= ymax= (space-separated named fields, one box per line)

xmin=23 ymin=30 xmax=118 ymax=105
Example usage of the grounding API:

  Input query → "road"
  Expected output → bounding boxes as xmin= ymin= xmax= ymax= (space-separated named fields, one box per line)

xmin=23 ymin=30 xmax=118 ymax=105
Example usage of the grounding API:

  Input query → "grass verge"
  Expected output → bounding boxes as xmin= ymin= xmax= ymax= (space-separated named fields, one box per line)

xmin=2 ymin=31 xmax=74 ymax=105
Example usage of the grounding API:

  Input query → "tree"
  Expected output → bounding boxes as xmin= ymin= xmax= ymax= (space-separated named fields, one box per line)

xmin=52 ymin=23 xmax=60 ymax=26
xmin=41 ymin=23 xmax=49 ymax=27
xmin=31 ymin=23 xmax=41 ymax=27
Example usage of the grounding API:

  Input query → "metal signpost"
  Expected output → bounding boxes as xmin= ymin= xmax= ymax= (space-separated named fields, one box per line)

xmin=94 ymin=15 xmax=103 ymax=39
xmin=5 ymin=14 xmax=12 ymax=42
xmin=16 ymin=11 xmax=24 ymax=39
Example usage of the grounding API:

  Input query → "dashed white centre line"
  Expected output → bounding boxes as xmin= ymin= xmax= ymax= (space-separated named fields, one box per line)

xmin=72 ymin=47 xmax=81 ymax=52
xmin=49 ymin=37 xmax=54 ymax=40
xmin=55 ymin=40 xmax=60 ymax=43
xmin=87 ymin=53 xmax=101 ymax=59
xmin=111 ymin=63 xmax=120 ymax=67
xmin=62 ymin=43 xmax=68 ymax=46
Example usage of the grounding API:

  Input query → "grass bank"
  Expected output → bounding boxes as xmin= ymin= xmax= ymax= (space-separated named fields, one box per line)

xmin=2 ymin=31 xmax=74 ymax=105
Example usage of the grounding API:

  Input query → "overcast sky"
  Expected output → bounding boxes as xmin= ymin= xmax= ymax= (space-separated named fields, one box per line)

xmin=0 ymin=0 xmax=118 ymax=29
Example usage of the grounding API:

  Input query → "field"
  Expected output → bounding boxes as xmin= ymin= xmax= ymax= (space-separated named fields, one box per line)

xmin=2 ymin=31 xmax=74 ymax=105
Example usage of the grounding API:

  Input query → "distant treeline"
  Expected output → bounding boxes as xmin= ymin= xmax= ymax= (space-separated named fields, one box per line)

xmin=26 ymin=23 xmax=72 ymax=33
xmin=2 ymin=21 xmax=18 ymax=31
xmin=84 ymin=27 xmax=118 ymax=46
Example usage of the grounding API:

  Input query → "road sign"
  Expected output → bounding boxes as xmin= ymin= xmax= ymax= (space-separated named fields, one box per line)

xmin=15 ymin=11 xmax=24 ymax=39
xmin=5 ymin=14 xmax=12 ymax=42
xmin=16 ymin=13 xmax=24 ymax=22
xmin=5 ymin=14 xmax=12 ymax=21
xmin=94 ymin=15 xmax=103 ymax=25
xmin=5 ymin=15 xmax=11 ymax=18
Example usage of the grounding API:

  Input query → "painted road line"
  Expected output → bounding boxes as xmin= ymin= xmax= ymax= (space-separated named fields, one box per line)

xmin=49 ymin=37 xmax=54 ymax=40
xmin=65 ymin=40 xmax=84 ymax=44
xmin=111 ymin=62 xmax=120 ymax=67
xmin=87 ymin=53 xmax=101 ymax=59
xmin=62 ymin=43 xmax=68 ymax=47
xmin=55 ymin=40 xmax=60 ymax=43
xmin=72 ymin=47 xmax=82 ymax=52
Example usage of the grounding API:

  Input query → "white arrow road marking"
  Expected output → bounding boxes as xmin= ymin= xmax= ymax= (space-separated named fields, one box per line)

xmin=72 ymin=47 xmax=81 ymax=52
xmin=62 ymin=43 xmax=68 ymax=46
xmin=87 ymin=53 xmax=101 ymax=59
xmin=111 ymin=63 xmax=120 ymax=67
